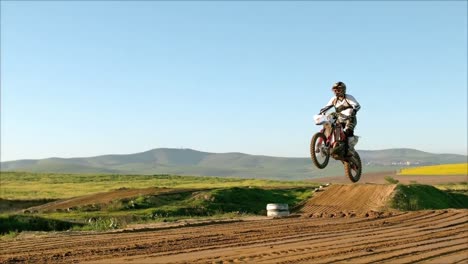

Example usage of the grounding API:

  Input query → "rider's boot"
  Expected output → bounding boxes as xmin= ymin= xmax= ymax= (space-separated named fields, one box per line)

xmin=347 ymin=136 xmax=358 ymax=156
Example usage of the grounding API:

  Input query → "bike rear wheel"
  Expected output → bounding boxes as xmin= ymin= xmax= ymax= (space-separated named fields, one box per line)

xmin=344 ymin=151 xmax=362 ymax=183
xmin=310 ymin=132 xmax=330 ymax=169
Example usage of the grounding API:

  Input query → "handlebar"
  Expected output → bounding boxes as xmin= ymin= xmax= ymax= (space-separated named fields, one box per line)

xmin=314 ymin=112 xmax=351 ymax=126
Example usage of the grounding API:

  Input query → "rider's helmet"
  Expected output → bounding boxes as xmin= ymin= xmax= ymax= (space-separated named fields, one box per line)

xmin=332 ymin=81 xmax=346 ymax=97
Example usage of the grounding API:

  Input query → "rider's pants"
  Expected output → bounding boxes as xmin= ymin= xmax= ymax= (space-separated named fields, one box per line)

xmin=342 ymin=116 xmax=357 ymax=137
xmin=342 ymin=116 xmax=357 ymax=155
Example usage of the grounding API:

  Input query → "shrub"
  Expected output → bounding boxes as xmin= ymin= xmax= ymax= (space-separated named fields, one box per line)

xmin=0 ymin=215 xmax=82 ymax=234
xmin=384 ymin=176 xmax=399 ymax=184
xmin=390 ymin=184 xmax=468 ymax=211
xmin=84 ymin=217 xmax=120 ymax=231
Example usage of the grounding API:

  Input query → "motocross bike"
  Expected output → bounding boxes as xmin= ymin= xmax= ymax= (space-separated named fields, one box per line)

xmin=310 ymin=112 xmax=362 ymax=183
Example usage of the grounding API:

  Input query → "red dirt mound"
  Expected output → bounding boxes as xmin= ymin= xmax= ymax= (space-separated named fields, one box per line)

xmin=298 ymin=184 xmax=397 ymax=217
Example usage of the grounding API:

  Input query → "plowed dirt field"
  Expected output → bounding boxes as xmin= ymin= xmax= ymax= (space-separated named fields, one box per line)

xmin=1 ymin=184 xmax=467 ymax=264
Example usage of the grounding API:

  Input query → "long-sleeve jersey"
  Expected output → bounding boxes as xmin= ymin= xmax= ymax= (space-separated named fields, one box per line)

xmin=319 ymin=94 xmax=361 ymax=117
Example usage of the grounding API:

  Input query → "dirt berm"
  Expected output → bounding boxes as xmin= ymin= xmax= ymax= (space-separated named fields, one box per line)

xmin=25 ymin=187 xmax=201 ymax=213
xmin=297 ymin=184 xmax=397 ymax=218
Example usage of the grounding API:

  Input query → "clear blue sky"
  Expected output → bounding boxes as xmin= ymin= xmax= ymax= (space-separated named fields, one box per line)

xmin=1 ymin=1 xmax=467 ymax=161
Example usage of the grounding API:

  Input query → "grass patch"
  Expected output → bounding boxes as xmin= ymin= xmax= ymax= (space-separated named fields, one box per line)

xmin=390 ymin=184 xmax=468 ymax=211
xmin=434 ymin=182 xmax=468 ymax=195
xmin=0 ymin=171 xmax=318 ymax=200
xmin=384 ymin=176 xmax=399 ymax=184
xmin=0 ymin=198 xmax=57 ymax=213
xmin=398 ymin=163 xmax=467 ymax=175
xmin=0 ymin=215 xmax=84 ymax=234
xmin=0 ymin=231 xmax=19 ymax=241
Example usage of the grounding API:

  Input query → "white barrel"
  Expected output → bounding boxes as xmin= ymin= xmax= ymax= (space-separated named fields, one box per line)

xmin=266 ymin=203 xmax=289 ymax=217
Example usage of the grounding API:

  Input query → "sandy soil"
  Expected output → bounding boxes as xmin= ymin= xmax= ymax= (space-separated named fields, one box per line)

xmin=1 ymin=184 xmax=467 ymax=264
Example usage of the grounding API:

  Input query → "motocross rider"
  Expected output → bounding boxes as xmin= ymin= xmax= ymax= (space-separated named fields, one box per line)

xmin=319 ymin=81 xmax=361 ymax=155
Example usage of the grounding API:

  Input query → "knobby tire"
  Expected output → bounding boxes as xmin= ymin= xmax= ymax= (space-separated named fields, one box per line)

xmin=310 ymin=132 xmax=330 ymax=169
xmin=344 ymin=151 xmax=362 ymax=183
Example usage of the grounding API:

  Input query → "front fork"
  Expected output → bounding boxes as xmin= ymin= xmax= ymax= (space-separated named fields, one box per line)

xmin=317 ymin=123 xmax=333 ymax=145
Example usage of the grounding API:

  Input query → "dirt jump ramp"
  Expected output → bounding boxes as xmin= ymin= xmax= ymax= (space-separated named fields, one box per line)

xmin=298 ymin=184 xmax=397 ymax=218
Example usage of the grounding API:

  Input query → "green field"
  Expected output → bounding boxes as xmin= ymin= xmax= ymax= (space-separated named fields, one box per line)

xmin=0 ymin=171 xmax=318 ymax=200
xmin=0 ymin=171 xmax=319 ymax=234
xmin=434 ymin=182 xmax=468 ymax=193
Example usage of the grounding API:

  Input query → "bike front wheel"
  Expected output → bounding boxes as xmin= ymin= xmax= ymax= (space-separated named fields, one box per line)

xmin=344 ymin=151 xmax=362 ymax=183
xmin=310 ymin=132 xmax=330 ymax=169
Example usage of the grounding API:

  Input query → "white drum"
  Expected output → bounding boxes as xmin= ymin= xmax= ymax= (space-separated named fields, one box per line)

xmin=266 ymin=203 xmax=289 ymax=217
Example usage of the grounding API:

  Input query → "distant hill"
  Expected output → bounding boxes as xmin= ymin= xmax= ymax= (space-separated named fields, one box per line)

xmin=1 ymin=148 xmax=466 ymax=180
xmin=358 ymin=148 xmax=467 ymax=166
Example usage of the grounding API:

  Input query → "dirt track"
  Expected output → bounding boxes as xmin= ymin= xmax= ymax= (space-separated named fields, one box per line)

xmin=1 ymin=184 xmax=467 ymax=264
xmin=1 ymin=210 xmax=467 ymax=263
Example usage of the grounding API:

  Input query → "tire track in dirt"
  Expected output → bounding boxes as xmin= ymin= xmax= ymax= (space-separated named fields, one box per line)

xmin=308 ymin=231 xmax=468 ymax=263
xmin=0 ymin=211 xmax=453 ymax=252
xmin=193 ymin=227 xmax=467 ymax=264
xmin=422 ymin=250 xmax=468 ymax=264
xmin=180 ymin=212 xmax=467 ymax=264
xmin=0 ymin=210 xmax=450 ymax=256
